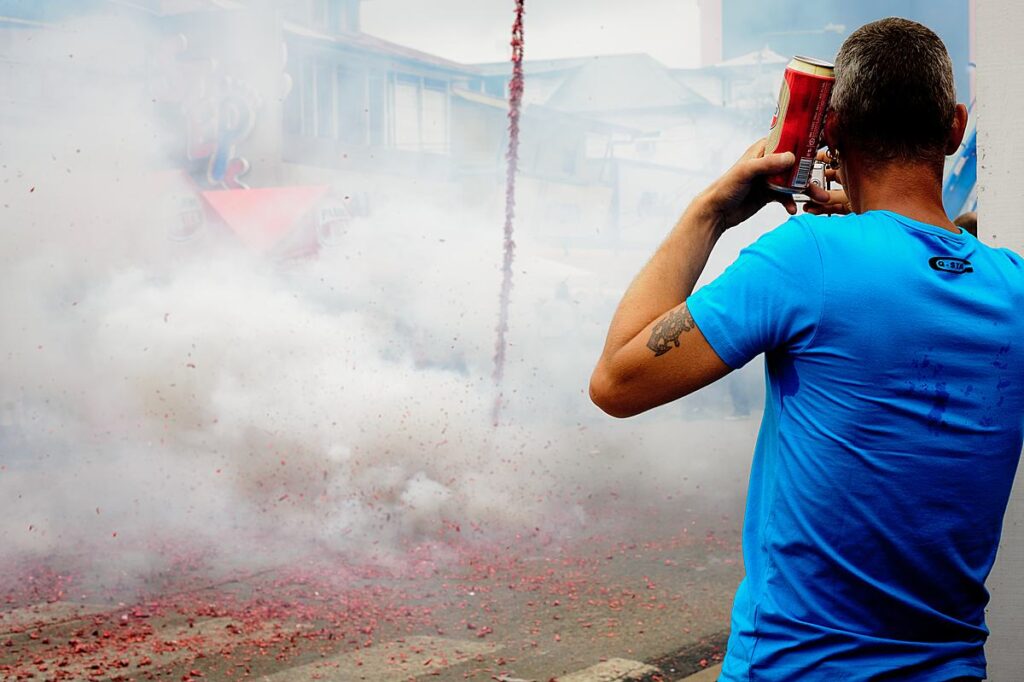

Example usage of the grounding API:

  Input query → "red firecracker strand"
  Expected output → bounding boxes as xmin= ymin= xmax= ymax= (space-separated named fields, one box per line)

xmin=492 ymin=0 xmax=526 ymax=426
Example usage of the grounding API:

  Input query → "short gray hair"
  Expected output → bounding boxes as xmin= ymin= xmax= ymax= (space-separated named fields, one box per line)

xmin=831 ymin=17 xmax=957 ymax=164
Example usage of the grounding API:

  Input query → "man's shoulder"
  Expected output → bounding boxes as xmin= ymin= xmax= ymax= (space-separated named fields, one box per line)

xmin=978 ymin=244 xmax=1024 ymax=296
xmin=769 ymin=212 xmax=866 ymax=239
xmin=783 ymin=211 xmax=871 ymax=238
xmin=790 ymin=211 xmax=1024 ymax=286
xmin=989 ymin=244 xmax=1024 ymax=271
xmin=753 ymin=213 xmax=856 ymax=258
xmin=753 ymin=213 xmax=825 ymax=249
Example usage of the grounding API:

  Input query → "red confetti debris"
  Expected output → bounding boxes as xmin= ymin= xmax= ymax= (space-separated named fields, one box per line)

xmin=0 ymin=509 xmax=741 ymax=679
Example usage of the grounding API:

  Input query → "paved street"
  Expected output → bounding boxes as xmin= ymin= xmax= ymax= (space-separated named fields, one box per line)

xmin=0 ymin=525 xmax=739 ymax=681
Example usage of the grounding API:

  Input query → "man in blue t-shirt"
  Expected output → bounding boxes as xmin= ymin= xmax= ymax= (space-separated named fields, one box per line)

xmin=590 ymin=18 xmax=1023 ymax=681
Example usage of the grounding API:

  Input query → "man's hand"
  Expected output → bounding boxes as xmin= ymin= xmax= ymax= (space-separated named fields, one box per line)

xmin=804 ymin=149 xmax=852 ymax=216
xmin=698 ymin=138 xmax=799 ymax=232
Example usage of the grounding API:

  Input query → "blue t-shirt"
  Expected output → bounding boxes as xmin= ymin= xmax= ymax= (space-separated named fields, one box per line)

xmin=687 ymin=210 xmax=1024 ymax=681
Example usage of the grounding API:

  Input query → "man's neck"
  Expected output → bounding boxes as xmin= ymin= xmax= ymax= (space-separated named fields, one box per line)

xmin=848 ymin=159 xmax=958 ymax=233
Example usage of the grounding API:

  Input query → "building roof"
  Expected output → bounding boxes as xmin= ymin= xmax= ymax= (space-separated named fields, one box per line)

xmin=451 ymin=87 xmax=648 ymax=136
xmin=284 ymin=22 xmax=480 ymax=74
xmin=159 ymin=0 xmax=228 ymax=13
xmin=451 ymin=87 xmax=506 ymax=109
xmin=160 ymin=0 xmax=480 ymax=73
xmin=474 ymin=55 xmax=603 ymax=77
xmin=541 ymin=53 xmax=711 ymax=114
xmin=714 ymin=46 xmax=788 ymax=68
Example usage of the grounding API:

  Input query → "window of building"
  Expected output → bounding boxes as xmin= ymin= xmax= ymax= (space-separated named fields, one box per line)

xmin=336 ymin=66 xmax=367 ymax=145
xmin=367 ymin=74 xmax=387 ymax=147
xmin=420 ymin=80 xmax=448 ymax=153
xmin=315 ymin=58 xmax=335 ymax=138
xmin=636 ymin=140 xmax=657 ymax=160
xmin=393 ymin=74 xmax=420 ymax=151
xmin=390 ymin=74 xmax=449 ymax=154
xmin=284 ymin=56 xmax=336 ymax=138
xmin=286 ymin=57 xmax=385 ymax=148
xmin=287 ymin=61 xmax=449 ymax=154
xmin=300 ymin=59 xmax=316 ymax=137
xmin=284 ymin=62 xmax=302 ymax=135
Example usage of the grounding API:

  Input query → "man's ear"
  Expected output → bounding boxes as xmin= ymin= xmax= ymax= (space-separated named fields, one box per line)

xmin=823 ymin=110 xmax=839 ymax=152
xmin=945 ymin=103 xmax=969 ymax=155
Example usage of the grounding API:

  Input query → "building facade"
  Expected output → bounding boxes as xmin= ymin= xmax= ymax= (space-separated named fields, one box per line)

xmin=0 ymin=0 xmax=753 ymax=253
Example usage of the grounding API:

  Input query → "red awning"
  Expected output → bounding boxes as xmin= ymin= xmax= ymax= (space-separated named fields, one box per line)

xmin=201 ymin=185 xmax=330 ymax=252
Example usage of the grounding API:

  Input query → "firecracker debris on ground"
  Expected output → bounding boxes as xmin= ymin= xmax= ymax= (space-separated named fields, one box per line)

xmin=0 ymin=522 xmax=739 ymax=681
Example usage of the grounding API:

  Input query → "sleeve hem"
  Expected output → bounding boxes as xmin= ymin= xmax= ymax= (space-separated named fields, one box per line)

xmin=686 ymin=294 xmax=747 ymax=370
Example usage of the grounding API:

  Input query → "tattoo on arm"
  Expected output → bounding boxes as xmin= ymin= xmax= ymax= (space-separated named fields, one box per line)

xmin=646 ymin=304 xmax=696 ymax=357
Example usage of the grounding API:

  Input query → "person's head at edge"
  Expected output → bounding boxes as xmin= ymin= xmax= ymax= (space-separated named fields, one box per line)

xmin=824 ymin=18 xmax=969 ymax=220
xmin=955 ymin=211 xmax=978 ymax=238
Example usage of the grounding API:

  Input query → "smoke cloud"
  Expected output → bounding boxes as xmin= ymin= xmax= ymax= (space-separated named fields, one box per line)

xmin=0 ymin=4 xmax=782 ymax=596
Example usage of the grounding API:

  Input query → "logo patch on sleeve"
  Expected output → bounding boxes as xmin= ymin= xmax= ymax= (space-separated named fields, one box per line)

xmin=929 ymin=257 xmax=973 ymax=274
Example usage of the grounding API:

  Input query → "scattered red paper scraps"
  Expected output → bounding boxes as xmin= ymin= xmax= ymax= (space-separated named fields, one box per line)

xmin=0 ymin=521 xmax=739 ymax=678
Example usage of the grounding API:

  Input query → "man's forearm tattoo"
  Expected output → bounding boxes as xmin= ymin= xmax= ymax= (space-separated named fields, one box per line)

xmin=646 ymin=304 xmax=695 ymax=357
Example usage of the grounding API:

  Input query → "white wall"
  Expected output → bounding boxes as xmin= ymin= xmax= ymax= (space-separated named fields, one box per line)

xmin=977 ymin=1 xmax=1024 ymax=678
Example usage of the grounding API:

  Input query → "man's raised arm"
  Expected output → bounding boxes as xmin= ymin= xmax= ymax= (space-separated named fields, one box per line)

xmin=589 ymin=140 xmax=805 ymax=418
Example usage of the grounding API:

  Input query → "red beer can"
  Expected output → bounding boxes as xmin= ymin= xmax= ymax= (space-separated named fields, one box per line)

xmin=765 ymin=56 xmax=835 ymax=193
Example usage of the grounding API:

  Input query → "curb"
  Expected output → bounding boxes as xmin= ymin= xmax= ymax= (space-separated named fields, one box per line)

xmin=678 ymin=663 xmax=722 ymax=681
xmin=637 ymin=629 xmax=728 ymax=681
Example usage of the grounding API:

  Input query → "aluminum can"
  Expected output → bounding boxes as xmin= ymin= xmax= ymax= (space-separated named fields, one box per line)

xmin=765 ymin=56 xmax=835 ymax=193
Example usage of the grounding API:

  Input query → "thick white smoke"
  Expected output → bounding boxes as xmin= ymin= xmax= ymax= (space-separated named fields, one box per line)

xmin=0 ymin=8 xmax=779 ymax=587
